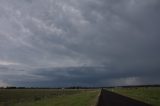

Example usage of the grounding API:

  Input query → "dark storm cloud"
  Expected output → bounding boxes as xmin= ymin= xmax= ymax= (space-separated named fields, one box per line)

xmin=10 ymin=66 xmax=160 ymax=87
xmin=0 ymin=0 xmax=160 ymax=87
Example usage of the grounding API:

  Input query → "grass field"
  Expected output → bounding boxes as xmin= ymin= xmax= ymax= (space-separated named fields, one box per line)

xmin=1 ymin=87 xmax=159 ymax=106
xmin=0 ymin=89 xmax=99 ymax=106
xmin=109 ymin=87 xmax=160 ymax=106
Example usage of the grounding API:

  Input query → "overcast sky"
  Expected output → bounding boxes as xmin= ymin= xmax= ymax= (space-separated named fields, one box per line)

xmin=0 ymin=0 xmax=160 ymax=87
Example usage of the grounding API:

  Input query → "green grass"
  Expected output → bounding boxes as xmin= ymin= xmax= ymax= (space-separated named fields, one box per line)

xmin=14 ymin=91 xmax=99 ymax=106
xmin=0 ymin=89 xmax=99 ymax=106
xmin=109 ymin=87 xmax=160 ymax=106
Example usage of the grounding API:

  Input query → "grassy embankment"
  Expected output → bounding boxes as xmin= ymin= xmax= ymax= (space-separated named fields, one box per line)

xmin=0 ymin=89 xmax=99 ymax=106
xmin=109 ymin=87 xmax=160 ymax=106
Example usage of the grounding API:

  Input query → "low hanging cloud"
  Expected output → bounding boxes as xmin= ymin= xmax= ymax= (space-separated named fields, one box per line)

xmin=0 ymin=0 xmax=160 ymax=87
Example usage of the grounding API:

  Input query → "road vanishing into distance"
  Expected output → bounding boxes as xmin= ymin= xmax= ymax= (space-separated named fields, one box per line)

xmin=96 ymin=89 xmax=151 ymax=106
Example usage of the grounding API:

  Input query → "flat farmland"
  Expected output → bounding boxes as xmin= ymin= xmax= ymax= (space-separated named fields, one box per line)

xmin=109 ymin=87 xmax=160 ymax=106
xmin=1 ymin=87 xmax=159 ymax=106
xmin=0 ymin=89 xmax=99 ymax=106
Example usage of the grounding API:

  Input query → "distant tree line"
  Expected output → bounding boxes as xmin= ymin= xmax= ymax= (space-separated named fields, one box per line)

xmin=0 ymin=84 xmax=159 ymax=89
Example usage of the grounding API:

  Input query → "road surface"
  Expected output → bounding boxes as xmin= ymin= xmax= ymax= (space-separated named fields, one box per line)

xmin=97 ymin=89 xmax=151 ymax=106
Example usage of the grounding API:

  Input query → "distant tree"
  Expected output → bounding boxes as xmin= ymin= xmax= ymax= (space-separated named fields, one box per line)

xmin=6 ymin=86 xmax=17 ymax=89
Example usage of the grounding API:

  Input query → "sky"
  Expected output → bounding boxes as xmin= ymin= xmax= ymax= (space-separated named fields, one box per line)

xmin=0 ymin=0 xmax=160 ymax=87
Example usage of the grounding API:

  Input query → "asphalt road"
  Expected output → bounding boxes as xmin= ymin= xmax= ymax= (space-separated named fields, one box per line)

xmin=97 ymin=89 xmax=151 ymax=106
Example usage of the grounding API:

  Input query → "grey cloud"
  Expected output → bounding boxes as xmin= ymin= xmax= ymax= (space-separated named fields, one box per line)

xmin=8 ymin=66 xmax=160 ymax=87
xmin=0 ymin=0 xmax=160 ymax=87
